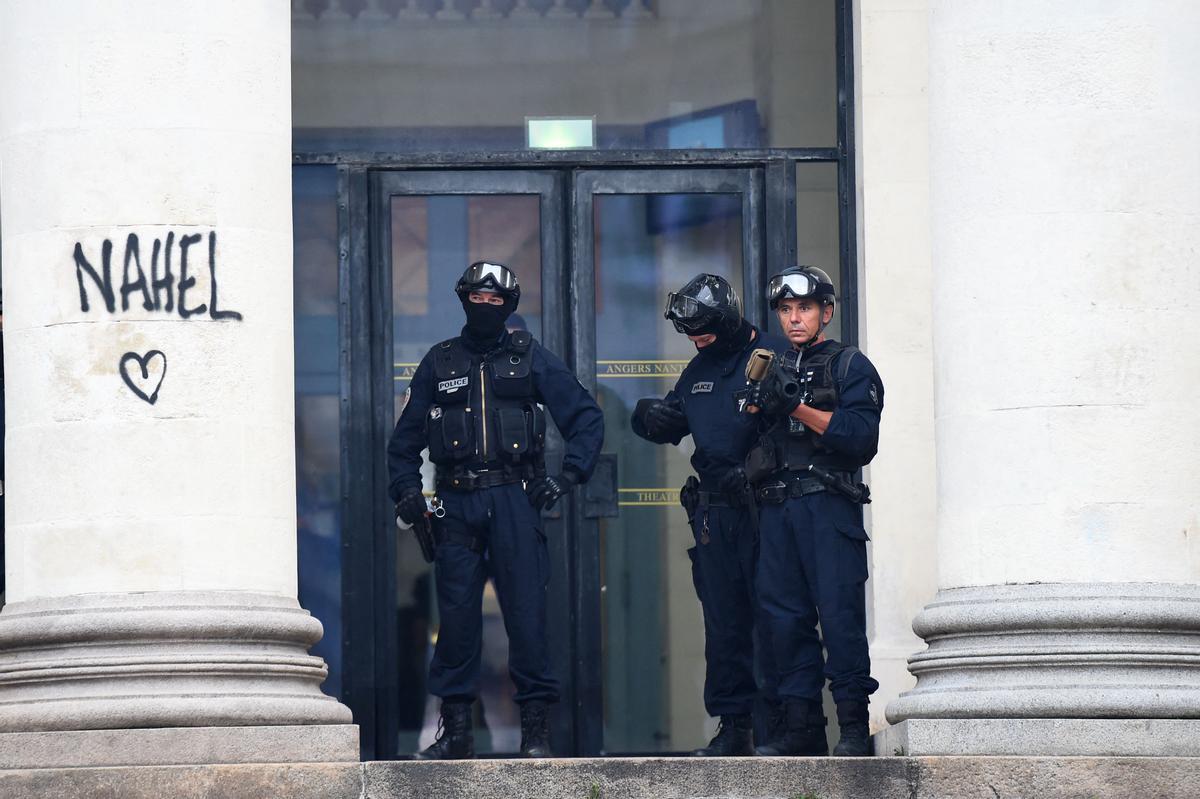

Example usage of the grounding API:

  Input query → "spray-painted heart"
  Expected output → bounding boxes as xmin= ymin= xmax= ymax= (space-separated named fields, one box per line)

xmin=119 ymin=350 xmax=167 ymax=405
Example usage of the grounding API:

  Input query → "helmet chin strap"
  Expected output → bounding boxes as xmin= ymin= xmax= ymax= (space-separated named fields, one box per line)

xmin=798 ymin=302 xmax=834 ymax=349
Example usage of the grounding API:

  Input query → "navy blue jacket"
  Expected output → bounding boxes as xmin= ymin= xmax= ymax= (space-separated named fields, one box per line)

xmin=387 ymin=332 xmax=605 ymax=502
xmin=632 ymin=328 xmax=790 ymax=487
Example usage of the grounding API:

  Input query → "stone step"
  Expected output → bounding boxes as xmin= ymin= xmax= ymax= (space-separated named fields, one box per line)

xmin=2 ymin=756 xmax=1199 ymax=799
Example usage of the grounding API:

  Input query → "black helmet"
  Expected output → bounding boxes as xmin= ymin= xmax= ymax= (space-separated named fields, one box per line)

xmin=664 ymin=274 xmax=742 ymax=337
xmin=455 ymin=261 xmax=521 ymax=310
xmin=766 ymin=265 xmax=836 ymax=310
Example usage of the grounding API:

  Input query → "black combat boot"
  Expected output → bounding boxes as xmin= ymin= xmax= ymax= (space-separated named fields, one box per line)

xmin=754 ymin=699 xmax=828 ymax=756
xmin=519 ymin=700 xmax=553 ymax=758
xmin=832 ymin=700 xmax=872 ymax=757
xmin=763 ymin=698 xmax=787 ymax=746
xmin=414 ymin=700 xmax=474 ymax=760
xmin=692 ymin=713 xmax=754 ymax=756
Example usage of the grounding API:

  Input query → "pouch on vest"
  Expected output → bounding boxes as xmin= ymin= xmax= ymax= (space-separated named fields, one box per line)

xmin=491 ymin=349 xmax=533 ymax=398
xmin=495 ymin=407 xmax=531 ymax=462
xmin=428 ymin=407 xmax=474 ymax=464
xmin=528 ymin=403 xmax=547 ymax=454
xmin=744 ymin=434 xmax=779 ymax=484
xmin=808 ymin=385 xmax=838 ymax=411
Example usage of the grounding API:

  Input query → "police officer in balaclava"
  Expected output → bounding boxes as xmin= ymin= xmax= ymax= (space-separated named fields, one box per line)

xmin=631 ymin=273 xmax=787 ymax=756
xmin=388 ymin=261 xmax=604 ymax=759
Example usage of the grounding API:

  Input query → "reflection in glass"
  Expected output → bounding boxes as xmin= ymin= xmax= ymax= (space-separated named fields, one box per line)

xmin=293 ymin=165 xmax=344 ymax=700
xmin=793 ymin=162 xmax=842 ymax=342
xmin=292 ymin=1 xmax=836 ymax=152
xmin=390 ymin=193 xmax=543 ymax=755
xmin=593 ymin=193 xmax=743 ymax=752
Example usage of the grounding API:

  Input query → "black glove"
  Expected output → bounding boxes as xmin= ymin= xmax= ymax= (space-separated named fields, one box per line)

xmin=718 ymin=465 xmax=749 ymax=500
xmin=395 ymin=487 xmax=428 ymax=527
xmin=745 ymin=361 xmax=803 ymax=417
xmin=527 ymin=470 xmax=579 ymax=512
xmin=641 ymin=398 xmax=688 ymax=439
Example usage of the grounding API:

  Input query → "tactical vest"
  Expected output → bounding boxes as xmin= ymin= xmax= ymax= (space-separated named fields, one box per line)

xmin=746 ymin=341 xmax=861 ymax=479
xmin=424 ymin=330 xmax=547 ymax=469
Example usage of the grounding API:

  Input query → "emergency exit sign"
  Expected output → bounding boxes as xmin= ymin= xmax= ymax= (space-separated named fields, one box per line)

xmin=526 ymin=116 xmax=596 ymax=149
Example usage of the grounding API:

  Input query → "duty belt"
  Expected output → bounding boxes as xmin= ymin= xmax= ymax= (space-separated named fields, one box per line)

xmin=759 ymin=468 xmax=871 ymax=505
xmin=437 ymin=464 xmax=529 ymax=491
xmin=756 ymin=477 xmax=827 ymax=504
xmin=753 ymin=467 xmax=859 ymax=499
xmin=696 ymin=489 xmax=745 ymax=508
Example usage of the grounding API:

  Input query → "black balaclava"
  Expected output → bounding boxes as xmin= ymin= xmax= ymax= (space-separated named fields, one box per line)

xmin=461 ymin=295 xmax=515 ymax=350
xmin=698 ymin=318 xmax=754 ymax=359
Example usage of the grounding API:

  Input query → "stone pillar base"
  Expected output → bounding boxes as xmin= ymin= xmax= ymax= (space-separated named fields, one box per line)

xmin=878 ymin=718 xmax=1200 ymax=757
xmin=886 ymin=583 xmax=1200 ymax=723
xmin=0 ymin=724 xmax=359 ymax=769
xmin=0 ymin=592 xmax=352 ymax=731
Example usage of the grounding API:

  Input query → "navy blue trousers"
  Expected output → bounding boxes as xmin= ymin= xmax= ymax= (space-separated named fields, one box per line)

xmin=427 ymin=482 xmax=558 ymax=705
xmin=756 ymin=491 xmax=878 ymax=705
xmin=688 ymin=504 xmax=779 ymax=717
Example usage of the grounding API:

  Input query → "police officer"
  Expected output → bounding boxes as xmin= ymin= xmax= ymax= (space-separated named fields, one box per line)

xmin=743 ymin=265 xmax=883 ymax=757
xmin=388 ymin=261 xmax=605 ymax=760
xmin=631 ymin=274 xmax=787 ymax=756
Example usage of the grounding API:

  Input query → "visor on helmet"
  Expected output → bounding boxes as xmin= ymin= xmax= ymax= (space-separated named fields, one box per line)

xmin=460 ymin=261 xmax=519 ymax=294
xmin=664 ymin=292 xmax=717 ymax=334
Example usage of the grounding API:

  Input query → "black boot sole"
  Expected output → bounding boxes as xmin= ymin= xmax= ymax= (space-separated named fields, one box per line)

xmin=832 ymin=743 xmax=872 ymax=757
xmin=754 ymin=745 xmax=830 ymax=756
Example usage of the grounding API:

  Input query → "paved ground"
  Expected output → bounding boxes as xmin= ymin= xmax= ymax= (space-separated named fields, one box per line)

xmin=2 ymin=755 xmax=1198 ymax=798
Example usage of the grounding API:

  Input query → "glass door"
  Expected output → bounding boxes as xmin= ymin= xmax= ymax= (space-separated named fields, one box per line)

xmin=571 ymin=168 xmax=764 ymax=754
xmin=366 ymin=170 xmax=570 ymax=759
xmin=355 ymin=167 xmax=764 ymax=758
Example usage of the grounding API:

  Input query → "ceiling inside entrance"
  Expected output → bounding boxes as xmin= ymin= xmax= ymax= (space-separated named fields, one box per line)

xmin=291 ymin=0 xmax=836 ymax=150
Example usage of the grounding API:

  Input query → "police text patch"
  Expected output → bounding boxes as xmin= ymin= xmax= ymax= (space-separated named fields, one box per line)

xmin=691 ymin=381 xmax=714 ymax=394
xmin=438 ymin=376 xmax=469 ymax=393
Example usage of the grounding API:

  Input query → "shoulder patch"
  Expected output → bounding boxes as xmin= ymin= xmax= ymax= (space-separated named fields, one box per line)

xmin=869 ymin=382 xmax=880 ymax=406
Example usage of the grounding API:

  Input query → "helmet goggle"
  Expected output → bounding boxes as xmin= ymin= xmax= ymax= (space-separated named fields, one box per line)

xmin=461 ymin=261 xmax=519 ymax=294
xmin=664 ymin=292 xmax=717 ymax=335
xmin=766 ymin=272 xmax=822 ymax=304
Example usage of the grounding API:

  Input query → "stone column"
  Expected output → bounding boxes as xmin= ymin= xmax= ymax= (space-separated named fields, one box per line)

xmin=0 ymin=0 xmax=353 ymax=762
xmin=883 ymin=0 xmax=1200 ymax=755
xmin=854 ymin=0 xmax=938 ymax=733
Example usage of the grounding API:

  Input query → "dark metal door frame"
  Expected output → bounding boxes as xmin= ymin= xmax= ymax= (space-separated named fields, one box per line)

xmin=347 ymin=170 xmax=568 ymax=759
xmin=343 ymin=164 xmax=770 ymax=758
xmin=322 ymin=0 xmax=860 ymax=762
xmin=569 ymin=167 xmax=764 ymax=755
